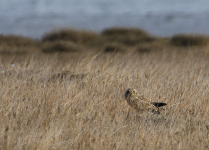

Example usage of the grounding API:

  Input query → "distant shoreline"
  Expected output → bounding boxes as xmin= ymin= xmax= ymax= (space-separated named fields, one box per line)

xmin=1 ymin=26 xmax=209 ymax=40
xmin=0 ymin=27 xmax=208 ymax=56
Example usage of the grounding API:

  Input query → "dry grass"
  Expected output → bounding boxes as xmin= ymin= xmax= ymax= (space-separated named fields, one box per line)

xmin=42 ymin=41 xmax=83 ymax=53
xmin=0 ymin=35 xmax=40 ymax=54
xmin=42 ymin=29 xmax=105 ymax=47
xmin=0 ymin=47 xmax=209 ymax=149
xmin=171 ymin=34 xmax=209 ymax=46
xmin=101 ymin=27 xmax=155 ymax=46
xmin=103 ymin=42 xmax=126 ymax=53
xmin=0 ymin=35 xmax=40 ymax=47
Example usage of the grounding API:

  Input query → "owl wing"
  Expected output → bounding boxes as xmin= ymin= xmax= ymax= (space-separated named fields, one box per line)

xmin=135 ymin=96 xmax=160 ymax=113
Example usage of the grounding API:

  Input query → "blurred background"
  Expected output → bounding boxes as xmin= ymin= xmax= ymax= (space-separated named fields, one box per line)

xmin=1 ymin=0 xmax=209 ymax=39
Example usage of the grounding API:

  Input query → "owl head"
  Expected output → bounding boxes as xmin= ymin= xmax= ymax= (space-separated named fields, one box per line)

xmin=125 ymin=88 xmax=137 ymax=99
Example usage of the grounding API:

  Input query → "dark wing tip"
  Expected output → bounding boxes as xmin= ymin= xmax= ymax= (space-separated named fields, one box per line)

xmin=152 ymin=102 xmax=167 ymax=107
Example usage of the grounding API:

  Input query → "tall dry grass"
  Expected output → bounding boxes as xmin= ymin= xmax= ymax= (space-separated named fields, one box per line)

xmin=0 ymin=47 xmax=209 ymax=150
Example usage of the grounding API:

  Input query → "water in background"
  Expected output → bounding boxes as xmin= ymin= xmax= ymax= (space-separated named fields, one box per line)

xmin=1 ymin=0 xmax=209 ymax=39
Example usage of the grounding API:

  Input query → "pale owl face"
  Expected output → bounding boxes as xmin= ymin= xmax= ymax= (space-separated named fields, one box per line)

xmin=125 ymin=88 xmax=137 ymax=99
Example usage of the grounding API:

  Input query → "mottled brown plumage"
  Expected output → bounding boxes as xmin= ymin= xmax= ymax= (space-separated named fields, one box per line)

xmin=125 ymin=88 xmax=167 ymax=114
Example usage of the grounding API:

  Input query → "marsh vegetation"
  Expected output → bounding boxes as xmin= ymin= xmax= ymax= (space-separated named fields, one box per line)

xmin=0 ymin=27 xmax=209 ymax=149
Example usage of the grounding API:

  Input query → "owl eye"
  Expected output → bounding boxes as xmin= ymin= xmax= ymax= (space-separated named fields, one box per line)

xmin=132 ymin=91 xmax=135 ymax=94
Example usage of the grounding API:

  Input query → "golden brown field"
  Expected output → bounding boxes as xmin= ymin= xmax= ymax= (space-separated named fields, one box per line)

xmin=0 ymin=28 xmax=209 ymax=149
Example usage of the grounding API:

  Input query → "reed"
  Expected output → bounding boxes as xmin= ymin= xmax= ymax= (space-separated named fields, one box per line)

xmin=0 ymin=48 xmax=208 ymax=149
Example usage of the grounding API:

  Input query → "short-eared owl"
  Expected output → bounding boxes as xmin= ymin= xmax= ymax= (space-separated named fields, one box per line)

xmin=125 ymin=88 xmax=167 ymax=114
